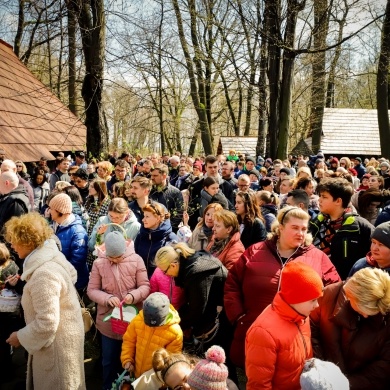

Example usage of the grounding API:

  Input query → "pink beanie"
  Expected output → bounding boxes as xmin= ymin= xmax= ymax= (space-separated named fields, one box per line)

xmin=187 ymin=346 xmax=228 ymax=390
xmin=49 ymin=193 xmax=72 ymax=214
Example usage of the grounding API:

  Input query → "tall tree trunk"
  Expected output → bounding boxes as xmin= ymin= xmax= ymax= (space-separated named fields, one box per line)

xmin=257 ymin=4 xmax=269 ymax=158
xmin=72 ymin=0 xmax=106 ymax=157
xmin=310 ymin=0 xmax=330 ymax=153
xmin=67 ymin=0 xmax=78 ymax=115
xmin=171 ymin=0 xmax=213 ymax=155
xmin=266 ymin=0 xmax=281 ymax=158
xmin=277 ymin=0 xmax=306 ymax=159
xmin=377 ymin=0 xmax=390 ymax=158
xmin=326 ymin=0 xmax=349 ymax=108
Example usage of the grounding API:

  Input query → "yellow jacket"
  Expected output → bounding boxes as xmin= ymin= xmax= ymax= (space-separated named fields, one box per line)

xmin=121 ymin=305 xmax=183 ymax=378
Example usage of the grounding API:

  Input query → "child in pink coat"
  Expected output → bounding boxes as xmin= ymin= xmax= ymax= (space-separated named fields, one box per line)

xmin=87 ymin=231 xmax=150 ymax=390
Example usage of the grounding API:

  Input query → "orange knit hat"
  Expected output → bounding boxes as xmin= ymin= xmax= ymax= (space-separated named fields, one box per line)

xmin=280 ymin=261 xmax=323 ymax=304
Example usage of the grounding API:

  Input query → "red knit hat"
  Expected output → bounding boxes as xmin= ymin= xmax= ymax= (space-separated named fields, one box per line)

xmin=280 ymin=261 xmax=323 ymax=304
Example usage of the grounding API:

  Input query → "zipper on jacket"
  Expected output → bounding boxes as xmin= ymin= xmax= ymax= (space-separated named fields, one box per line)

xmin=276 ymin=245 xmax=301 ymax=292
xmin=295 ymin=322 xmax=308 ymax=360
xmin=343 ymin=238 xmax=347 ymax=258
xmin=146 ymin=233 xmax=152 ymax=272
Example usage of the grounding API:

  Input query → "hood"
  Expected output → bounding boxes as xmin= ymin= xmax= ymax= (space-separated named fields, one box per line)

xmin=123 ymin=211 xmax=139 ymax=226
xmin=262 ymin=204 xmax=278 ymax=216
xmin=21 ymin=238 xmax=77 ymax=283
xmin=272 ymin=292 xmax=307 ymax=324
xmin=175 ymin=250 xmax=225 ymax=287
xmin=0 ymin=183 xmax=28 ymax=201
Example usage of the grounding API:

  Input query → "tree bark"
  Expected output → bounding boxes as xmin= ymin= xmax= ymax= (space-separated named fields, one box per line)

xmin=377 ymin=0 xmax=390 ymax=158
xmin=67 ymin=0 xmax=78 ymax=115
xmin=171 ymin=0 xmax=213 ymax=155
xmin=277 ymin=0 xmax=306 ymax=159
xmin=310 ymin=0 xmax=330 ymax=153
xmin=72 ymin=0 xmax=106 ymax=157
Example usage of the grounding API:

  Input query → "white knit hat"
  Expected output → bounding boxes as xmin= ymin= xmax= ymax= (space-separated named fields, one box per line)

xmin=300 ymin=358 xmax=349 ymax=390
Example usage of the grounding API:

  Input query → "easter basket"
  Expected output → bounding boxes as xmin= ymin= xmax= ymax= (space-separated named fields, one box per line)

xmin=0 ymin=289 xmax=21 ymax=312
xmin=104 ymin=301 xmax=138 ymax=335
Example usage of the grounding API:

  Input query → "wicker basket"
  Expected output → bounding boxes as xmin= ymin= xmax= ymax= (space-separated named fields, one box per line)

xmin=0 ymin=292 xmax=21 ymax=312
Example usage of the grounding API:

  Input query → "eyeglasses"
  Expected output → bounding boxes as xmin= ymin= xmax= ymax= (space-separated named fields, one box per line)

xmin=163 ymin=264 xmax=171 ymax=275
xmin=115 ymin=169 xmax=127 ymax=173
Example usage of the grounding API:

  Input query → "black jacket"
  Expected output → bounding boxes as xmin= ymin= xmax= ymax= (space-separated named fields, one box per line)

xmin=240 ymin=218 xmax=267 ymax=249
xmin=175 ymin=251 xmax=228 ymax=335
xmin=310 ymin=212 xmax=374 ymax=279
xmin=149 ymin=182 xmax=184 ymax=233
xmin=0 ymin=186 xmax=29 ymax=234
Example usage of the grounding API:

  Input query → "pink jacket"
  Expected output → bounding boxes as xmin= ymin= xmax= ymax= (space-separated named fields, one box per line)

xmin=87 ymin=239 xmax=150 ymax=340
xmin=150 ymin=267 xmax=185 ymax=309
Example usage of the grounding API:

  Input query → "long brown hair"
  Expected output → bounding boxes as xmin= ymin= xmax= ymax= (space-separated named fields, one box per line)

xmin=236 ymin=191 xmax=264 ymax=226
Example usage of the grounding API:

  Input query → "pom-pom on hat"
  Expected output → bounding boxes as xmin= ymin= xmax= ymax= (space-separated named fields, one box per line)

xmin=49 ymin=193 xmax=72 ymax=214
xmin=187 ymin=346 xmax=228 ymax=390
xmin=143 ymin=292 xmax=170 ymax=327
xmin=371 ymin=222 xmax=390 ymax=249
xmin=280 ymin=261 xmax=323 ymax=304
xmin=105 ymin=231 xmax=126 ymax=258
xmin=300 ymin=358 xmax=349 ymax=390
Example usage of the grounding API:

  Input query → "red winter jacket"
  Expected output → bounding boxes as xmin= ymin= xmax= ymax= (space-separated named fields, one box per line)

xmin=224 ymin=237 xmax=340 ymax=368
xmin=207 ymin=231 xmax=245 ymax=270
xmin=246 ymin=292 xmax=312 ymax=389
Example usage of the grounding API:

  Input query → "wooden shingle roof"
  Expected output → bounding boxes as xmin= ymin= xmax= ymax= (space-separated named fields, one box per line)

xmin=305 ymin=108 xmax=385 ymax=156
xmin=218 ymin=136 xmax=258 ymax=157
xmin=0 ymin=39 xmax=86 ymax=162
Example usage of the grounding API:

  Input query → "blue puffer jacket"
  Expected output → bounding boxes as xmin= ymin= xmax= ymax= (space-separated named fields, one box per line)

xmin=134 ymin=219 xmax=178 ymax=278
xmin=55 ymin=214 xmax=89 ymax=289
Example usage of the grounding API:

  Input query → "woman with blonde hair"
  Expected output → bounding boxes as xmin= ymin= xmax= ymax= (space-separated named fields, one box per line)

xmin=15 ymin=160 xmax=29 ymax=180
xmin=206 ymin=210 xmax=244 ymax=270
xmin=96 ymin=160 xmax=113 ymax=181
xmin=311 ymin=267 xmax=390 ymax=389
xmin=4 ymin=213 xmax=85 ymax=390
xmin=339 ymin=157 xmax=352 ymax=170
xmin=224 ymin=206 xmax=340 ymax=369
xmin=255 ymin=190 xmax=279 ymax=231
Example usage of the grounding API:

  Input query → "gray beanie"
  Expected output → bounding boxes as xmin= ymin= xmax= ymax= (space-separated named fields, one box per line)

xmin=143 ymin=292 xmax=170 ymax=327
xmin=371 ymin=222 xmax=390 ymax=249
xmin=300 ymin=358 xmax=349 ymax=390
xmin=105 ymin=231 xmax=126 ymax=257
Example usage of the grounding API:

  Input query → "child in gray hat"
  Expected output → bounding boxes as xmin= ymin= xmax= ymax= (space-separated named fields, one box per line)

xmin=120 ymin=292 xmax=183 ymax=378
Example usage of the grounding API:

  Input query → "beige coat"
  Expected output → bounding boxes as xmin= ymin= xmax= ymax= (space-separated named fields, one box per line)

xmin=17 ymin=238 xmax=86 ymax=390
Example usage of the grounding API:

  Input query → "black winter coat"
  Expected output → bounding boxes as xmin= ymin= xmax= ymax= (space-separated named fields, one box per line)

xmin=175 ymin=250 xmax=228 ymax=336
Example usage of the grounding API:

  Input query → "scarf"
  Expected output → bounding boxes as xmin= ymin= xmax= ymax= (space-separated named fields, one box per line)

xmin=209 ymin=237 xmax=230 ymax=256
xmin=202 ymin=225 xmax=213 ymax=238
xmin=319 ymin=208 xmax=352 ymax=256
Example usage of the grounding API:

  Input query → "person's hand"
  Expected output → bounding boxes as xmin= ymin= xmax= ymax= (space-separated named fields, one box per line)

xmin=124 ymin=362 xmax=134 ymax=373
xmin=6 ymin=332 xmax=21 ymax=348
xmin=97 ymin=224 xmax=107 ymax=234
xmin=182 ymin=211 xmax=189 ymax=226
xmin=124 ymin=293 xmax=134 ymax=305
xmin=107 ymin=296 xmax=120 ymax=307
xmin=6 ymin=274 xmax=20 ymax=287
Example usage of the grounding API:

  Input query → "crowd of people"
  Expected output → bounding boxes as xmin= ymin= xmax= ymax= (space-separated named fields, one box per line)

xmin=1 ymin=148 xmax=390 ymax=389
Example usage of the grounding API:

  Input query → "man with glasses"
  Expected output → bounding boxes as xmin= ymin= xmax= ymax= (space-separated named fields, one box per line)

xmin=149 ymin=164 xmax=184 ymax=233
xmin=49 ymin=157 xmax=71 ymax=191
xmin=107 ymin=159 xmax=131 ymax=194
